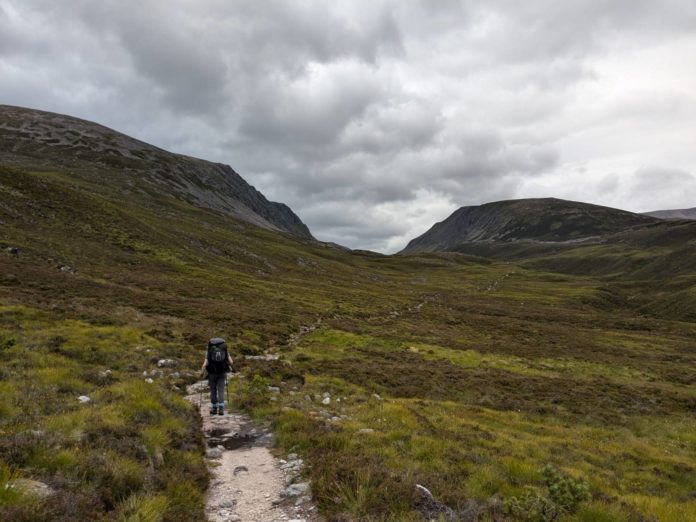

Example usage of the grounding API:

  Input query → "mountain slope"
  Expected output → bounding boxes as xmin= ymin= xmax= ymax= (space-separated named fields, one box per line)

xmin=400 ymin=198 xmax=659 ymax=253
xmin=644 ymin=207 xmax=696 ymax=220
xmin=2 ymin=107 xmax=696 ymax=522
xmin=0 ymin=105 xmax=313 ymax=238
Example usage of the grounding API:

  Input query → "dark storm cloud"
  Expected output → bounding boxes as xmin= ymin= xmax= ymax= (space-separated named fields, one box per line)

xmin=1 ymin=0 xmax=695 ymax=251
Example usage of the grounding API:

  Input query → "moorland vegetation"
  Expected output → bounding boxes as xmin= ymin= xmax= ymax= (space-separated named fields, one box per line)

xmin=1 ymin=107 xmax=695 ymax=521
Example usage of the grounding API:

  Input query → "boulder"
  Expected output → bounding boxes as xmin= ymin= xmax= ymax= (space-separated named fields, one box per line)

xmin=14 ymin=478 xmax=55 ymax=498
xmin=282 ymin=482 xmax=310 ymax=497
xmin=414 ymin=484 xmax=458 ymax=522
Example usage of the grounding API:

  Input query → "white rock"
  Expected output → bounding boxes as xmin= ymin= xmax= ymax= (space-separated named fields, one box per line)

xmin=321 ymin=397 xmax=331 ymax=405
xmin=372 ymin=393 xmax=382 ymax=401
xmin=77 ymin=395 xmax=91 ymax=403
xmin=207 ymin=447 xmax=223 ymax=459
xmin=283 ymin=482 xmax=310 ymax=497
xmin=358 ymin=428 xmax=375 ymax=434
xmin=145 ymin=378 xmax=154 ymax=384
xmin=157 ymin=358 xmax=175 ymax=368
xmin=14 ymin=479 xmax=55 ymax=498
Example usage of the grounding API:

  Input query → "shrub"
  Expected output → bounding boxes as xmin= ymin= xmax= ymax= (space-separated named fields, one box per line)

xmin=234 ymin=374 xmax=272 ymax=410
xmin=238 ymin=345 xmax=262 ymax=356
xmin=542 ymin=464 xmax=590 ymax=512
xmin=0 ymin=335 xmax=15 ymax=351
xmin=505 ymin=487 xmax=562 ymax=522
xmin=504 ymin=465 xmax=591 ymax=521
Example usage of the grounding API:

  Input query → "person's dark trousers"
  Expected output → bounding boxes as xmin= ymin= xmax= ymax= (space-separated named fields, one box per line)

xmin=208 ymin=372 xmax=226 ymax=410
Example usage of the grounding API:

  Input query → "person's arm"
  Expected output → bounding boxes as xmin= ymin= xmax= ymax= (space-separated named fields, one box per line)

xmin=201 ymin=354 xmax=208 ymax=371
xmin=228 ymin=354 xmax=234 ymax=367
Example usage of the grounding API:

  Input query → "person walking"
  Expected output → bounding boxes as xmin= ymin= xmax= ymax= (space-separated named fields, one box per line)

xmin=201 ymin=337 xmax=234 ymax=415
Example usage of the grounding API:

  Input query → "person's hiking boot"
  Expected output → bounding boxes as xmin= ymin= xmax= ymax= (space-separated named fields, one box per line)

xmin=209 ymin=406 xmax=217 ymax=416
xmin=218 ymin=407 xmax=224 ymax=416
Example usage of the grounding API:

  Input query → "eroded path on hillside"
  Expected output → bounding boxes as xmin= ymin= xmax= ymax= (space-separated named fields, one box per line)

xmin=186 ymin=382 xmax=322 ymax=522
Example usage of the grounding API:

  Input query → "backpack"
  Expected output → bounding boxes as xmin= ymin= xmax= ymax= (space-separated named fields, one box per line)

xmin=207 ymin=338 xmax=229 ymax=374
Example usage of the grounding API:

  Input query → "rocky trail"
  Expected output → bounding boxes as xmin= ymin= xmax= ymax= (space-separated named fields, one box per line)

xmin=186 ymin=381 xmax=322 ymax=522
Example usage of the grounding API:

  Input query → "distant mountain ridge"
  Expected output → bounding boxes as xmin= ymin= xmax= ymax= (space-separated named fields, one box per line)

xmin=644 ymin=207 xmax=696 ymax=220
xmin=0 ymin=105 xmax=313 ymax=239
xmin=400 ymin=198 xmax=659 ymax=254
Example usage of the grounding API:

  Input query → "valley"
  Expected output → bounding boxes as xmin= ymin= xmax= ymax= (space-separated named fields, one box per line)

xmin=1 ymin=107 xmax=695 ymax=521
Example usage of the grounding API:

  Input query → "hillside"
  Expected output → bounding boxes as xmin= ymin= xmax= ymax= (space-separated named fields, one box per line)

xmin=645 ymin=207 xmax=696 ymax=220
xmin=1 ymin=109 xmax=695 ymax=522
xmin=0 ymin=105 xmax=313 ymax=239
xmin=400 ymin=198 xmax=658 ymax=253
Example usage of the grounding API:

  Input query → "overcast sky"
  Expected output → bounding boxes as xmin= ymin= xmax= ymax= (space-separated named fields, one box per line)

xmin=2 ymin=1 xmax=696 ymax=252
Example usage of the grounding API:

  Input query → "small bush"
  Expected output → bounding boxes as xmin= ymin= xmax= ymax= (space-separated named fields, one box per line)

xmin=238 ymin=345 xmax=262 ymax=356
xmin=505 ymin=487 xmax=562 ymax=522
xmin=504 ymin=465 xmax=591 ymax=521
xmin=235 ymin=374 xmax=270 ymax=409
xmin=0 ymin=335 xmax=16 ymax=351
xmin=542 ymin=464 xmax=590 ymax=512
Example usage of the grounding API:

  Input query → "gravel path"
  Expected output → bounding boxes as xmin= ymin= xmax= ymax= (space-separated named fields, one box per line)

xmin=186 ymin=382 xmax=322 ymax=522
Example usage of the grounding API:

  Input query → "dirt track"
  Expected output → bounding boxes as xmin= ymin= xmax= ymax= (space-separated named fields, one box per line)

xmin=186 ymin=382 xmax=321 ymax=522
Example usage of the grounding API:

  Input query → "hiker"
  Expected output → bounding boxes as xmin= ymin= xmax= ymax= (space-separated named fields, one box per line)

xmin=202 ymin=337 xmax=234 ymax=415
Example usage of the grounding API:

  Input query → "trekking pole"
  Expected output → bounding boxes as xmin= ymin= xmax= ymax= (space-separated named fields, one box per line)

xmin=226 ymin=372 xmax=229 ymax=408
xmin=199 ymin=369 xmax=206 ymax=411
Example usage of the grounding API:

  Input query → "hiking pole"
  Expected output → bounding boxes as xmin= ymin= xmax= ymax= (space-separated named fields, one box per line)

xmin=225 ymin=372 xmax=229 ymax=409
xmin=199 ymin=370 xmax=206 ymax=411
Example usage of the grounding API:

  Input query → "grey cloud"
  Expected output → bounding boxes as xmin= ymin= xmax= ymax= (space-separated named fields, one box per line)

xmin=623 ymin=168 xmax=696 ymax=212
xmin=1 ymin=0 xmax=695 ymax=251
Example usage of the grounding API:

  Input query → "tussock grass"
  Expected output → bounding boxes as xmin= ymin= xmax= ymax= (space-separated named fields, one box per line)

xmin=0 ymin=306 xmax=207 ymax=521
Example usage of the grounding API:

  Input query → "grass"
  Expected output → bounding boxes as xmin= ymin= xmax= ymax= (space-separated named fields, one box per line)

xmin=0 ymin=305 xmax=207 ymax=521
xmin=1 ymin=153 xmax=696 ymax=520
